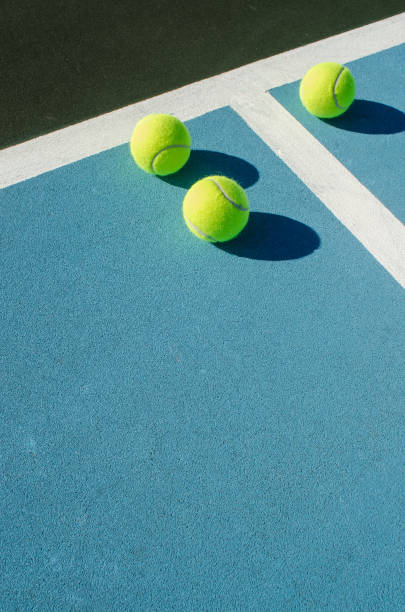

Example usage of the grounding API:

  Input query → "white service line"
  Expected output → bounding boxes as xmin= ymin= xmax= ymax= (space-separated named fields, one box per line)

xmin=1 ymin=12 xmax=404 ymax=188
xmin=232 ymin=90 xmax=405 ymax=288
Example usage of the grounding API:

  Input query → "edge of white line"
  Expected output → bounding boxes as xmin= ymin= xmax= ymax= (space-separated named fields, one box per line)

xmin=1 ymin=13 xmax=404 ymax=188
xmin=231 ymin=89 xmax=405 ymax=288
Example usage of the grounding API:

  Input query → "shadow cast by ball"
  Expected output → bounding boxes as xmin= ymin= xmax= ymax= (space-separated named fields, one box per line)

xmin=160 ymin=150 xmax=259 ymax=189
xmin=323 ymin=99 xmax=405 ymax=135
xmin=216 ymin=212 xmax=321 ymax=261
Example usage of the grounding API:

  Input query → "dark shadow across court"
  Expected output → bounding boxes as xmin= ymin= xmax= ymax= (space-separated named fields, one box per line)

xmin=2 ymin=0 xmax=405 ymax=148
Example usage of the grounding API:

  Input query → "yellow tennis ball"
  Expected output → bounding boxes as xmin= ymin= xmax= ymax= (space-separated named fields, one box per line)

xmin=183 ymin=176 xmax=249 ymax=243
xmin=130 ymin=113 xmax=191 ymax=175
xmin=299 ymin=62 xmax=356 ymax=118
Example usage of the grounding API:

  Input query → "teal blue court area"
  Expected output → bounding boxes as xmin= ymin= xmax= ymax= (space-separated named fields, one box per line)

xmin=271 ymin=43 xmax=405 ymax=223
xmin=1 ymin=105 xmax=405 ymax=610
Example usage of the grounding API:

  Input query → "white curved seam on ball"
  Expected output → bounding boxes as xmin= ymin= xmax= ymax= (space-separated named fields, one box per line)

xmin=150 ymin=144 xmax=190 ymax=172
xmin=332 ymin=67 xmax=347 ymax=110
xmin=184 ymin=216 xmax=216 ymax=242
xmin=208 ymin=179 xmax=249 ymax=211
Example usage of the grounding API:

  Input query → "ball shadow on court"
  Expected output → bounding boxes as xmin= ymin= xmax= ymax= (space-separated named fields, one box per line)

xmin=160 ymin=149 xmax=259 ymax=189
xmin=323 ymin=99 xmax=405 ymax=135
xmin=216 ymin=212 xmax=321 ymax=261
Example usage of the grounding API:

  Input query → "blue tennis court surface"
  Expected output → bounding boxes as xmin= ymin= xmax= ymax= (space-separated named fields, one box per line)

xmin=271 ymin=43 xmax=405 ymax=224
xmin=1 ymin=102 xmax=404 ymax=609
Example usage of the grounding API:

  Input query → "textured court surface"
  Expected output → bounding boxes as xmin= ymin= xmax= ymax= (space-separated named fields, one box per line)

xmin=1 ymin=102 xmax=404 ymax=609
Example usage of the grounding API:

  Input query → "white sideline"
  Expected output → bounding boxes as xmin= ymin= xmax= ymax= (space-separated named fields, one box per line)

xmin=1 ymin=13 xmax=404 ymax=188
xmin=1 ymin=13 xmax=404 ymax=287
xmin=232 ymin=90 xmax=405 ymax=288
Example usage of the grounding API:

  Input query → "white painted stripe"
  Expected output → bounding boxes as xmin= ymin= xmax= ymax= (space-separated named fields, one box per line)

xmin=209 ymin=178 xmax=249 ymax=211
xmin=231 ymin=90 xmax=405 ymax=288
xmin=1 ymin=13 xmax=404 ymax=188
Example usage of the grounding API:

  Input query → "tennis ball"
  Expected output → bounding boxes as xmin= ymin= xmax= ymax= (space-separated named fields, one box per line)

xmin=183 ymin=176 xmax=249 ymax=243
xmin=130 ymin=113 xmax=191 ymax=175
xmin=299 ymin=62 xmax=356 ymax=118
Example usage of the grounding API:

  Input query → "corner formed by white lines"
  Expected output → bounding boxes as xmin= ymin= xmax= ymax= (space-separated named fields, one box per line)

xmin=2 ymin=13 xmax=404 ymax=188
xmin=232 ymin=90 xmax=405 ymax=288
xmin=1 ymin=12 xmax=404 ymax=287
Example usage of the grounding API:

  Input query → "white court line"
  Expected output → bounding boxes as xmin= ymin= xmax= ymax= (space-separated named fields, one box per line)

xmin=1 ymin=12 xmax=404 ymax=188
xmin=232 ymin=90 xmax=405 ymax=288
xmin=1 ymin=13 xmax=404 ymax=287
